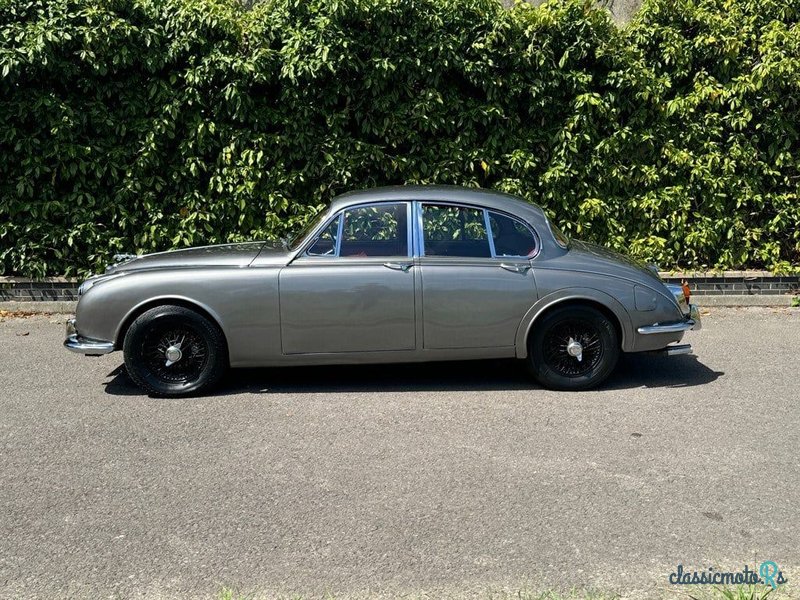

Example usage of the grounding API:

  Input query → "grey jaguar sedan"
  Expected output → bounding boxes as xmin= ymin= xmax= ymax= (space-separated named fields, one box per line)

xmin=65 ymin=185 xmax=700 ymax=396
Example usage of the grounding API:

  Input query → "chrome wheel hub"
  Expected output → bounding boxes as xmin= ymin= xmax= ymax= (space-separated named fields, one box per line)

xmin=164 ymin=344 xmax=183 ymax=366
xmin=143 ymin=327 xmax=208 ymax=384
xmin=543 ymin=321 xmax=602 ymax=378
xmin=566 ymin=337 xmax=583 ymax=362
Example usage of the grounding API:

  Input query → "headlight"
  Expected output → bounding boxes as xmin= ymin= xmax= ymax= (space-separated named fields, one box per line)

xmin=78 ymin=279 xmax=96 ymax=296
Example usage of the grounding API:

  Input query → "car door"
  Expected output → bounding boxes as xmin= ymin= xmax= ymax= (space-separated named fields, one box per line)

xmin=417 ymin=202 xmax=538 ymax=349
xmin=279 ymin=202 xmax=416 ymax=354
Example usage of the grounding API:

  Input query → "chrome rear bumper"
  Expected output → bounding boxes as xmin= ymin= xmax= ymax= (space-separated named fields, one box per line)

xmin=64 ymin=319 xmax=115 ymax=355
xmin=637 ymin=304 xmax=702 ymax=335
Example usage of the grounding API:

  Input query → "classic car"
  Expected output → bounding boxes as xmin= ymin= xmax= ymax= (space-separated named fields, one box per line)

xmin=65 ymin=185 xmax=701 ymax=396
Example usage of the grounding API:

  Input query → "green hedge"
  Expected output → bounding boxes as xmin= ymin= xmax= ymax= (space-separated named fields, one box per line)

xmin=1 ymin=0 xmax=798 ymax=277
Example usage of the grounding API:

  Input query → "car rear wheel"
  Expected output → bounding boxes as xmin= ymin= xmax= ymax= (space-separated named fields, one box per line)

xmin=527 ymin=305 xmax=619 ymax=391
xmin=123 ymin=305 xmax=228 ymax=397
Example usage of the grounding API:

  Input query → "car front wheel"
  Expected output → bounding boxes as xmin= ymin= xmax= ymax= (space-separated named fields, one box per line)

xmin=527 ymin=305 xmax=619 ymax=391
xmin=123 ymin=305 xmax=228 ymax=397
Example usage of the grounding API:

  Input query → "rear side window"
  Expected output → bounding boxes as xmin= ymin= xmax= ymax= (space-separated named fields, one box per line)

xmin=488 ymin=211 xmax=538 ymax=257
xmin=422 ymin=204 xmax=491 ymax=258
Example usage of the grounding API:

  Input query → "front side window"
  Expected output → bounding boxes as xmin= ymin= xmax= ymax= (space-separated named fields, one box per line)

xmin=306 ymin=215 xmax=340 ymax=256
xmin=339 ymin=203 xmax=408 ymax=257
xmin=488 ymin=211 xmax=538 ymax=257
xmin=288 ymin=211 xmax=327 ymax=251
xmin=422 ymin=204 xmax=490 ymax=258
xmin=304 ymin=203 xmax=409 ymax=258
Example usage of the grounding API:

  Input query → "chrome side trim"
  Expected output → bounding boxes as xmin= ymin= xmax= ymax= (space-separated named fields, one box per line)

xmin=64 ymin=319 xmax=115 ymax=355
xmin=638 ymin=304 xmax=701 ymax=335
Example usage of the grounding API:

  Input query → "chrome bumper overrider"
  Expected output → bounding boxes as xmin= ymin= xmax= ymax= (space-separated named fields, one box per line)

xmin=637 ymin=304 xmax=702 ymax=335
xmin=648 ymin=343 xmax=693 ymax=357
xmin=64 ymin=319 xmax=115 ymax=355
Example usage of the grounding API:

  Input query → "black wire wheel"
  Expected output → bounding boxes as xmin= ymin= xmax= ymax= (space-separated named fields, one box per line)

xmin=527 ymin=305 xmax=619 ymax=391
xmin=123 ymin=305 xmax=228 ymax=397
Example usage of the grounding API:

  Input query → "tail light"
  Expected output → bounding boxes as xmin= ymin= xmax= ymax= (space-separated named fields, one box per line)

xmin=681 ymin=280 xmax=691 ymax=304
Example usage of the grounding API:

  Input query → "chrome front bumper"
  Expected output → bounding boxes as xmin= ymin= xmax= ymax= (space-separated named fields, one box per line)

xmin=64 ymin=319 xmax=115 ymax=355
xmin=637 ymin=304 xmax=702 ymax=335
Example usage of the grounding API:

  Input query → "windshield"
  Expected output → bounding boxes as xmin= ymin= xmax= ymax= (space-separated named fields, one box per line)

xmin=287 ymin=212 xmax=328 ymax=251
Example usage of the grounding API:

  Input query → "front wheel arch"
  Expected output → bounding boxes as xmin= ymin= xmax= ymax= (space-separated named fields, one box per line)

xmin=116 ymin=298 xmax=229 ymax=363
xmin=122 ymin=304 xmax=228 ymax=397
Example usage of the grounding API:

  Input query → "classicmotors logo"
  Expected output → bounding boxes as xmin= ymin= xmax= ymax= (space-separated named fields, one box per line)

xmin=669 ymin=562 xmax=789 ymax=589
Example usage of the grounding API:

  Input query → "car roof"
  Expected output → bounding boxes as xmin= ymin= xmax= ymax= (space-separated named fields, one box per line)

xmin=329 ymin=185 xmax=547 ymax=222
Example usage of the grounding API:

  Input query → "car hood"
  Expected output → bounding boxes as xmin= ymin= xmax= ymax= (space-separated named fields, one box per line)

xmin=106 ymin=241 xmax=283 ymax=273
xmin=565 ymin=240 xmax=663 ymax=285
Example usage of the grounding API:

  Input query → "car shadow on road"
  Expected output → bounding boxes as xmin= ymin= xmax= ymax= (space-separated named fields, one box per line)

xmin=604 ymin=353 xmax=724 ymax=390
xmin=103 ymin=353 xmax=723 ymax=397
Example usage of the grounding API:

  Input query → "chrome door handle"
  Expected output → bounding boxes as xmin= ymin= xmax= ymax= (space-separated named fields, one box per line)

xmin=383 ymin=262 xmax=413 ymax=272
xmin=500 ymin=263 xmax=530 ymax=274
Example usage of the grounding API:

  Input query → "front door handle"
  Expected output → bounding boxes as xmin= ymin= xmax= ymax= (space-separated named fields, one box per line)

xmin=384 ymin=262 xmax=413 ymax=272
xmin=500 ymin=263 xmax=530 ymax=274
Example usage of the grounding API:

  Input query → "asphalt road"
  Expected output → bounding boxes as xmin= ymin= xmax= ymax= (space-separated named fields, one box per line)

xmin=1 ymin=308 xmax=798 ymax=600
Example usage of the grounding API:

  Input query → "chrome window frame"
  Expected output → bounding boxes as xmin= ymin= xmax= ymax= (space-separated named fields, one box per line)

xmin=415 ymin=201 xmax=541 ymax=260
xmin=486 ymin=209 xmax=540 ymax=259
xmin=417 ymin=202 xmax=491 ymax=259
xmin=484 ymin=209 xmax=498 ymax=257
xmin=298 ymin=201 xmax=413 ymax=260
xmin=304 ymin=213 xmax=342 ymax=257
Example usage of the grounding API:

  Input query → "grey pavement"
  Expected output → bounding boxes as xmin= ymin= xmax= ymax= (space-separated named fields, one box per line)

xmin=1 ymin=308 xmax=798 ymax=599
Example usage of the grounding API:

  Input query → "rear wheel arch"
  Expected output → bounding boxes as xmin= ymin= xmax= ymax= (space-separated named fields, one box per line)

xmin=525 ymin=302 xmax=621 ymax=390
xmin=516 ymin=292 xmax=630 ymax=358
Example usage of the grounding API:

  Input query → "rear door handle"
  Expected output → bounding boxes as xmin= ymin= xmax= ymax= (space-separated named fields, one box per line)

xmin=384 ymin=262 xmax=413 ymax=272
xmin=500 ymin=263 xmax=530 ymax=274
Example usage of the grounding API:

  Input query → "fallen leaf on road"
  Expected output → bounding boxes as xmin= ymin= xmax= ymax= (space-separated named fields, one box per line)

xmin=0 ymin=310 xmax=52 ymax=321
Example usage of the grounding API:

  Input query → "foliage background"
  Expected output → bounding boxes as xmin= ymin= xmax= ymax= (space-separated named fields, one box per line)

xmin=0 ymin=0 xmax=798 ymax=277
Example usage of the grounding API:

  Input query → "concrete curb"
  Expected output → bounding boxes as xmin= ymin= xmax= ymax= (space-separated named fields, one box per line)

xmin=693 ymin=295 xmax=795 ymax=307
xmin=1 ymin=301 xmax=77 ymax=314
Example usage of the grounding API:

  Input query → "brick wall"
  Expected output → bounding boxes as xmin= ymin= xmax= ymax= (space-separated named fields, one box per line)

xmin=0 ymin=278 xmax=79 ymax=302
xmin=660 ymin=272 xmax=800 ymax=296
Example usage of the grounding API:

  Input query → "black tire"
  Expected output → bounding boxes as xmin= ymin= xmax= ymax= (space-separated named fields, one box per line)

xmin=123 ymin=305 xmax=228 ymax=397
xmin=527 ymin=305 xmax=619 ymax=391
